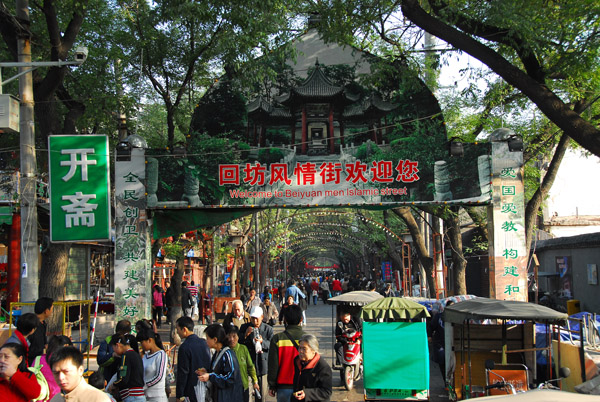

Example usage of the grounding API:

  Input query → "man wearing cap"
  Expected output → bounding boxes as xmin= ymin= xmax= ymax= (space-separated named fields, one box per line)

xmin=241 ymin=306 xmax=273 ymax=402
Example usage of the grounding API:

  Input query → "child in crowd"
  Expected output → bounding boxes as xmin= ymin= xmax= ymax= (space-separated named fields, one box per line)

xmin=88 ymin=370 xmax=117 ymax=402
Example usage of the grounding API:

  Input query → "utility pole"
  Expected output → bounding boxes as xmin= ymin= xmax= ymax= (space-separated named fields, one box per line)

xmin=254 ymin=212 xmax=259 ymax=291
xmin=17 ymin=0 xmax=38 ymax=301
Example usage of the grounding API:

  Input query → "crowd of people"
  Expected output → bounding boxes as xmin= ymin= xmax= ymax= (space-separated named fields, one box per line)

xmin=1 ymin=274 xmax=394 ymax=402
xmin=0 ymin=297 xmax=115 ymax=401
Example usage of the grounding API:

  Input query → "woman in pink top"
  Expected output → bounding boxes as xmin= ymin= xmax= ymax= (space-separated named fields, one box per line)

xmin=37 ymin=335 xmax=73 ymax=401
xmin=152 ymin=284 xmax=164 ymax=329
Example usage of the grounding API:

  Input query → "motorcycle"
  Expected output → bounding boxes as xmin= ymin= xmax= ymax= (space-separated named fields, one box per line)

xmin=338 ymin=323 xmax=362 ymax=391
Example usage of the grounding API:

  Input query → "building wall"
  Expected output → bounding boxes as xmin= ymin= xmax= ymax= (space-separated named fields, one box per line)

xmin=537 ymin=246 xmax=600 ymax=313
xmin=545 ymin=225 xmax=600 ymax=238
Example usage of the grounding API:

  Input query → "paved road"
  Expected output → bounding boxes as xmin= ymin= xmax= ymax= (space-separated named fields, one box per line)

xmin=261 ymin=300 xmax=450 ymax=402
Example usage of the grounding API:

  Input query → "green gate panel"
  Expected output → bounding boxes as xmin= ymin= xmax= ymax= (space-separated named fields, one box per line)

xmin=363 ymin=321 xmax=429 ymax=390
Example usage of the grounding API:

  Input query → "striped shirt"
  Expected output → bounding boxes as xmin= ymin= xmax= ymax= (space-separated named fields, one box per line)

xmin=142 ymin=349 xmax=168 ymax=398
xmin=187 ymin=285 xmax=198 ymax=297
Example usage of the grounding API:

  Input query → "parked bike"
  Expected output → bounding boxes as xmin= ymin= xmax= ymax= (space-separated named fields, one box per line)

xmin=338 ymin=322 xmax=362 ymax=390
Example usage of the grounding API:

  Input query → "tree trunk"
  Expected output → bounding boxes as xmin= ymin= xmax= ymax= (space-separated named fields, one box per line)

xmin=40 ymin=242 xmax=70 ymax=333
xmin=169 ymin=256 xmax=183 ymax=343
xmin=525 ymin=133 xmax=570 ymax=252
xmin=464 ymin=206 xmax=488 ymax=242
xmin=166 ymin=105 xmax=176 ymax=150
xmin=383 ymin=210 xmax=407 ymax=280
xmin=391 ymin=207 xmax=435 ymax=294
xmin=230 ymin=247 xmax=239 ymax=298
xmin=445 ymin=207 xmax=467 ymax=295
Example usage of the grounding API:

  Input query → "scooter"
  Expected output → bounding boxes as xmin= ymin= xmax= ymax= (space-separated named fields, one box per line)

xmin=338 ymin=323 xmax=362 ymax=391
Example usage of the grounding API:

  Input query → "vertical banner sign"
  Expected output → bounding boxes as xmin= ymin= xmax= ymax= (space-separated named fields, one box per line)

xmin=48 ymin=135 xmax=110 ymax=242
xmin=114 ymin=148 xmax=151 ymax=323
xmin=381 ymin=261 xmax=392 ymax=282
xmin=489 ymin=139 xmax=527 ymax=301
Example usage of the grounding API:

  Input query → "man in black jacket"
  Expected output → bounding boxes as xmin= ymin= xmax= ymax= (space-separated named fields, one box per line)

xmin=241 ymin=306 xmax=273 ymax=402
xmin=181 ymin=281 xmax=194 ymax=318
xmin=28 ymin=296 xmax=53 ymax=365
xmin=175 ymin=316 xmax=211 ymax=402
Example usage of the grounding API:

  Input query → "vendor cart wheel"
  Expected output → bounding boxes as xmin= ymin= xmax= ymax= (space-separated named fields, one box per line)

xmin=343 ymin=365 xmax=355 ymax=391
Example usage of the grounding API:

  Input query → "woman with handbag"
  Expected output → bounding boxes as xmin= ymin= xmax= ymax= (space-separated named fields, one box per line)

xmin=262 ymin=298 xmax=279 ymax=326
xmin=197 ymin=324 xmax=244 ymax=402
xmin=110 ymin=334 xmax=146 ymax=402
xmin=136 ymin=328 xmax=169 ymax=402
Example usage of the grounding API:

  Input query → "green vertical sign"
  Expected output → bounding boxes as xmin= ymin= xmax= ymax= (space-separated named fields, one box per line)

xmin=49 ymin=135 xmax=111 ymax=242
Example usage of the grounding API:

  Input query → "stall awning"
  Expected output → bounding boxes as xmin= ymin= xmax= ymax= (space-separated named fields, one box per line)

xmin=361 ymin=297 xmax=430 ymax=321
xmin=151 ymin=208 xmax=260 ymax=238
xmin=443 ymin=297 xmax=568 ymax=324
xmin=328 ymin=290 xmax=383 ymax=306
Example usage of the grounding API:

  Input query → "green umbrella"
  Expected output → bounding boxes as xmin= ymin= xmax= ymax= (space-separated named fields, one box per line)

xmin=361 ymin=297 xmax=431 ymax=321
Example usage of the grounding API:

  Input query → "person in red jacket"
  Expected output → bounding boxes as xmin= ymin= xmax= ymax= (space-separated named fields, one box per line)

xmin=331 ymin=278 xmax=342 ymax=297
xmin=0 ymin=342 xmax=42 ymax=402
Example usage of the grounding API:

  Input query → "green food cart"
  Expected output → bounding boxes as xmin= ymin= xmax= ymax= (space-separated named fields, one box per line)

xmin=361 ymin=297 xmax=431 ymax=400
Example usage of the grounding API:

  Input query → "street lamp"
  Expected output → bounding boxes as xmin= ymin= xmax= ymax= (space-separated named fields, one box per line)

xmin=0 ymin=46 xmax=88 ymax=302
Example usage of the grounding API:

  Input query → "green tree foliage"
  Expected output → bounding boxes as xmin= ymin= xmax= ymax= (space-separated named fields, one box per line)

xmin=313 ymin=0 xmax=600 ymax=156
xmin=190 ymin=78 xmax=247 ymax=140
xmin=117 ymin=0 xmax=299 ymax=149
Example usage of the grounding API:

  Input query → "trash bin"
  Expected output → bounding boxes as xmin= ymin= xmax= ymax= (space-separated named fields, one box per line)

xmin=567 ymin=299 xmax=580 ymax=316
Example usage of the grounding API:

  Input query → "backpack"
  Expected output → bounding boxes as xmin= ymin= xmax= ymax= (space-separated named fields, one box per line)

xmin=29 ymin=355 xmax=50 ymax=402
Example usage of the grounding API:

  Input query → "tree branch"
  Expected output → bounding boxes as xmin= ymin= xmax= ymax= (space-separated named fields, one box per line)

xmin=428 ymin=0 xmax=545 ymax=82
xmin=524 ymin=132 xmax=569 ymax=252
xmin=400 ymin=0 xmax=600 ymax=157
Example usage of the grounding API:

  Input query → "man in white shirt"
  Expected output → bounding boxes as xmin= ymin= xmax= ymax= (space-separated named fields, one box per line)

xmin=50 ymin=346 xmax=110 ymax=402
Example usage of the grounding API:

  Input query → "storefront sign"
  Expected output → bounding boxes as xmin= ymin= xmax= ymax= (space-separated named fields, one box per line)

xmin=48 ymin=135 xmax=110 ymax=242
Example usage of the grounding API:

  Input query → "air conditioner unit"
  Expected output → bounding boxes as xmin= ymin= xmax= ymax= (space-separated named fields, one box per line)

xmin=0 ymin=95 xmax=19 ymax=133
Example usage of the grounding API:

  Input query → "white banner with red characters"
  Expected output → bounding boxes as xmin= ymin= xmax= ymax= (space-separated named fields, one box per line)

xmin=305 ymin=263 xmax=340 ymax=270
xmin=215 ymin=143 xmax=491 ymax=207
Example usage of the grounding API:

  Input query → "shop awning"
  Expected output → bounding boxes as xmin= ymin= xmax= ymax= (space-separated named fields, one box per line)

xmin=443 ymin=297 xmax=568 ymax=324
xmin=361 ymin=297 xmax=431 ymax=321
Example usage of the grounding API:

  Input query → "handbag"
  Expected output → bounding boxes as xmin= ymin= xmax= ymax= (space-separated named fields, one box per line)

xmin=194 ymin=381 xmax=211 ymax=402
xmin=165 ymin=351 xmax=176 ymax=385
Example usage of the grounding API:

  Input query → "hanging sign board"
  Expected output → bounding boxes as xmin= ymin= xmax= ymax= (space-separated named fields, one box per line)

xmin=151 ymin=142 xmax=491 ymax=208
xmin=48 ymin=135 xmax=110 ymax=242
